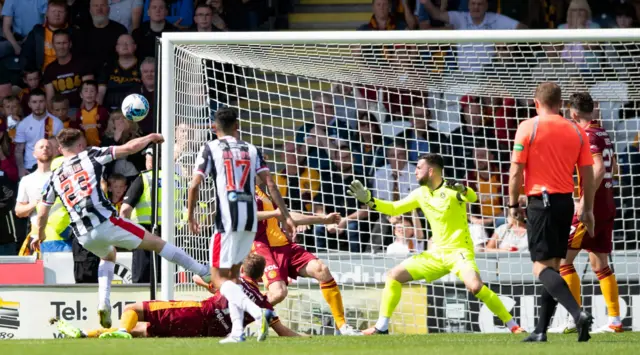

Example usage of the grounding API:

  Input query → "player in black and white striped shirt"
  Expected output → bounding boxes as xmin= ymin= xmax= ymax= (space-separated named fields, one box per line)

xmin=187 ymin=108 xmax=296 ymax=343
xmin=34 ymin=128 xmax=211 ymax=329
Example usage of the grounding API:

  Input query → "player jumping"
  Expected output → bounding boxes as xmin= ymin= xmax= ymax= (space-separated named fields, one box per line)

xmin=548 ymin=93 xmax=621 ymax=334
xmin=347 ymin=153 xmax=525 ymax=335
xmin=187 ymin=107 xmax=297 ymax=343
xmin=34 ymin=128 xmax=211 ymax=329
xmin=52 ymin=254 xmax=300 ymax=339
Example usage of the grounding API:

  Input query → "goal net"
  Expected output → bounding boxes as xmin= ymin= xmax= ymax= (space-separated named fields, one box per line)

xmin=159 ymin=29 xmax=640 ymax=334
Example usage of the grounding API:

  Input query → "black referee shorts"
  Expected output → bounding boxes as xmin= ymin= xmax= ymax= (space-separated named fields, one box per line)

xmin=526 ymin=193 xmax=574 ymax=262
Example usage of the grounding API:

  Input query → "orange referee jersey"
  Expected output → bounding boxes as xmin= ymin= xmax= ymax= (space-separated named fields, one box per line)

xmin=512 ymin=114 xmax=593 ymax=196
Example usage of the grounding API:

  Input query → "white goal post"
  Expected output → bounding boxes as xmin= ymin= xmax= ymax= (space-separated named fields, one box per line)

xmin=159 ymin=29 xmax=640 ymax=334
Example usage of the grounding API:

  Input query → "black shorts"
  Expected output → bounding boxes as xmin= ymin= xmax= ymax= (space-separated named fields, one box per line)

xmin=526 ymin=193 xmax=574 ymax=262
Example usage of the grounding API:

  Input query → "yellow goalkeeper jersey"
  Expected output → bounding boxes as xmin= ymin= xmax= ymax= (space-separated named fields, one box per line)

xmin=374 ymin=181 xmax=477 ymax=252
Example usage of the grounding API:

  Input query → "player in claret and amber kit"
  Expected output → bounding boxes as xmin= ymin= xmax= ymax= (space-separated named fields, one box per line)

xmin=549 ymin=92 xmax=621 ymax=334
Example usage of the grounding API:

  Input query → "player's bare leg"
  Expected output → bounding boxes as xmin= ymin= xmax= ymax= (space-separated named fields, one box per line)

xmin=458 ymin=268 xmax=524 ymax=334
xmin=363 ymin=264 xmax=413 ymax=335
xmin=549 ymin=249 xmax=581 ymax=334
xmin=98 ymin=248 xmax=117 ymax=328
xmin=266 ymin=280 xmax=288 ymax=305
xmin=99 ymin=303 xmax=145 ymax=339
xmin=589 ymin=252 xmax=622 ymax=333
xmin=298 ymin=259 xmax=361 ymax=336
xmin=214 ymin=264 xmax=273 ymax=343
xmin=136 ymin=230 xmax=210 ymax=278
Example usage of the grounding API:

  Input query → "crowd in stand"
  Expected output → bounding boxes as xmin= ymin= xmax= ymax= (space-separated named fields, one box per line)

xmin=0 ymin=0 xmax=270 ymax=283
xmin=1 ymin=0 xmax=640 ymax=277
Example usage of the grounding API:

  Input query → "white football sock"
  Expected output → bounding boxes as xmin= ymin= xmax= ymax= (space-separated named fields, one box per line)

xmin=220 ymin=280 xmax=262 ymax=320
xmin=229 ymin=303 xmax=245 ymax=337
xmin=158 ymin=243 xmax=209 ymax=276
xmin=375 ymin=317 xmax=390 ymax=332
xmin=506 ymin=319 xmax=518 ymax=329
xmin=610 ymin=316 xmax=622 ymax=325
xmin=98 ymin=260 xmax=115 ymax=308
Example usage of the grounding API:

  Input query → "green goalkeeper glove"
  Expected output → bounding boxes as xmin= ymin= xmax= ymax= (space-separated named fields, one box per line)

xmin=347 ymin=180 xmax=376 ymax=208
xmin=445 ymin=179 xmax=467 ymax=194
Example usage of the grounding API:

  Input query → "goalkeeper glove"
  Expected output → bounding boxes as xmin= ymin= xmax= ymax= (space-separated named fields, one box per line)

xmin=445 ymin=179 xmax=467 ymax=194
xmin=347 ymin=180 xmax=376 ymax=208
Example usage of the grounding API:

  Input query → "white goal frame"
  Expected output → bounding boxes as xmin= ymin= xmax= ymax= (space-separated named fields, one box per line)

xmin=159 ymin=28 xmax=640 ymax=302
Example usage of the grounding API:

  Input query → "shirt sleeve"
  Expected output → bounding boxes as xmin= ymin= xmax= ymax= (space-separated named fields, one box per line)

xmin=374 ymin=188 xmax=420 ymax=216
xmin=88 ymin=146 xmax=116 ymax=165
xmin=123 ymin=174 xmax=144 ymax=207
xmin=41 ymin=175 xmax=57 ymax=206
xmin=14 ymin=120 xmax=27 ymax=144
xmin=511 ymin=120 xmax=531 ymax=164
xmin=53 ymin=117 xmax=64 ymax=136
xmin=577 ymin=126 xmax=595 ymax=167
xmin=194 ymin=143 xmax=212 ymax=177
xmin=255 ymin=148 xmax=269 ymax=174
xmin=446 ymin=11 xmax=464 ymax=28
xmin=587 ymin=131 xmax=603 ymax=156
xmin=16 ymin=178 xmax=29 ymax=203
xmin=1 ymin=0 xmax=14 ymax=17
xmin=494 ymin=13 xmax=519 ymax=29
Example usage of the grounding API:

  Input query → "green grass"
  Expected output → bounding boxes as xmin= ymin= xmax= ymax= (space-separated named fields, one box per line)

xmin=3 ymin=333 xmax=639 ymax=355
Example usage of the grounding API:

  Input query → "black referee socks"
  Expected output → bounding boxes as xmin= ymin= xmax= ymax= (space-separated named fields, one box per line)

xmin=534 ymin=288 xmax=558 ymax=334
xmin=539 ymin=267 xmax=582 ymax=322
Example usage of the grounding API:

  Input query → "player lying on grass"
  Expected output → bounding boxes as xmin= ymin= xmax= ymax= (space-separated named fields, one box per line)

xmin=196 ymin=180 xmax=362 ymax=335
xmin=51 ymin=254 xmax=299 ymax=339
xmin=548 ymin=93 xmax=622 ymax=335
xmin=347 ymin=153 xmax=525 ymax=335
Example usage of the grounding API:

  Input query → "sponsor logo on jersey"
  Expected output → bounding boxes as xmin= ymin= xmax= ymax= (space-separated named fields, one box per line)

xmin=267 ymin=270 xmax=277 ymax=279
xmin=228 ymin=192 xmax=238 ymax=202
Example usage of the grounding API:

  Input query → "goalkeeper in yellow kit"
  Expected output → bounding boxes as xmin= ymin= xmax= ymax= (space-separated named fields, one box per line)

xmin=347 ymin=153 xmax=525 ymax=335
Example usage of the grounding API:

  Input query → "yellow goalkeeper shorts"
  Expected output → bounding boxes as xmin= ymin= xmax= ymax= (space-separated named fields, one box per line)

xmin=401 ymin=248 xmax=479 ymax=282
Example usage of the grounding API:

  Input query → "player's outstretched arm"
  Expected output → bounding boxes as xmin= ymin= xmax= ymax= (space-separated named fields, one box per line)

xmin=270 ymin=320 xmax=301 ymax=337
xmin=347 ymin=180 xmax=418 ymax=217
xmin=31 ymin=202 xmax=51 ymax=250
xmin=259 ymin=171 xmax=297 ymax=238
xmin=257 ymin=209 xmax=281 ymax=222
xmin=113 ymin=134 xmax=164 ymax=160
xmin=187 ymin=174 xmax=203 ymax=235
xmin=290 ymin=211 xmax=341 ymax=226
xmin=445 ymin=180 xmax=477 ymax=203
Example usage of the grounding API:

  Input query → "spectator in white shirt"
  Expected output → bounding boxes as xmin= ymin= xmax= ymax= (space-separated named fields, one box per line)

xmin=386 ymin=217 xmax=413 ymax=256
xmin=14 ymin=89 xmax=63 ymax=177
xmin=15 ymin=139 xmax=53 ymax=231
xmin=485 ymin=216 xmax=528 ymax=252
xmin=421 ymin=0 xmax=525 ymax=71
xmin=369 ymin=139 xmax=419 ymax=252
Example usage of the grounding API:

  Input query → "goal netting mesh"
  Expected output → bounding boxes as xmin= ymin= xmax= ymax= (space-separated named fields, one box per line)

xmin=161 ymin=30 xmax=640 ymax=334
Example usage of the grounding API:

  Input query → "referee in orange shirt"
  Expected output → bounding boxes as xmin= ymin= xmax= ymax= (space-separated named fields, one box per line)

xmin=508 ymin=82 xmax=596 ymax=343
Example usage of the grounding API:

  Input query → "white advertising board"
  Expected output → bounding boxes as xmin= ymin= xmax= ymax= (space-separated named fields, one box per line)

xmin=0 ymin=286 xmax=150 ymax=339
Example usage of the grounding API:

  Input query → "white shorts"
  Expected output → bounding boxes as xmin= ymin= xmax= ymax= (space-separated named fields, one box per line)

xmin=78 ymin=217 xmax=147 ymax=258
xmin=210 ymin=231 xmax=256 ymax=269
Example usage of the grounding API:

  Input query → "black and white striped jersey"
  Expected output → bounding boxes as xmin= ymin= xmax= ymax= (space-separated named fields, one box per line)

xmin=194 ymin=136 xmax=268 ymax=233
xmin=42 ymin=146 xmax=117 ymax=236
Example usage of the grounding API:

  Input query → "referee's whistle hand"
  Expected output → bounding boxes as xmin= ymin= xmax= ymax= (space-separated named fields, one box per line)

xmin=579 ymin=210 xmax=595 ymax=238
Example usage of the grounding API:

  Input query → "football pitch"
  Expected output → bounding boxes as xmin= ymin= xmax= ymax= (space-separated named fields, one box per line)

xmin=4 ymin=333 xmax=640 ymax=355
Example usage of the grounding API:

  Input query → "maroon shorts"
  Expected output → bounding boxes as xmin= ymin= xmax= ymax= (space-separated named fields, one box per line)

xmin=568 ymin=215 xmax=614 ymax=254
xmin=143 ymin=301 xmax=207 ymax=337
xmin=252 ymin=242 xmax=317 ymax=286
